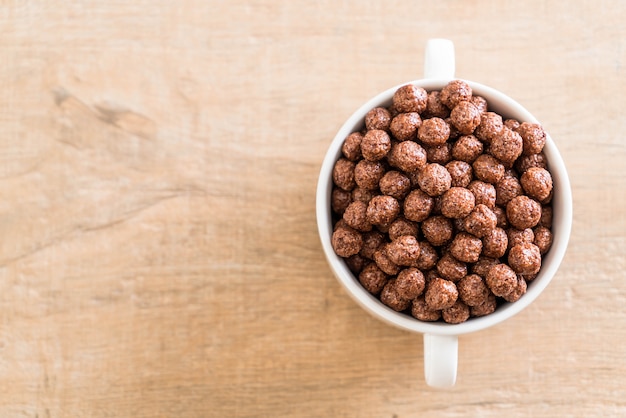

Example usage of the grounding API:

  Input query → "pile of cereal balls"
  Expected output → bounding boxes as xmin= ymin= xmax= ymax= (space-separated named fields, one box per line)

xmin=331 ymin=80 xmax=554 ymax=324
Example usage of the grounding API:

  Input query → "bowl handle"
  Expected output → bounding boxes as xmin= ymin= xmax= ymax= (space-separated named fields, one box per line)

xmin=424 ymin=333 xmax=458 ymax=388
xmin=424 ymin=38 xmax=455 ymax=79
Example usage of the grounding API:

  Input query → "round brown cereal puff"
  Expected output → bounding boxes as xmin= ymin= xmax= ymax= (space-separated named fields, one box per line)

xmin=489 ymin=127 xmax=523 ymax=167
xmin=345 ymin=254 xmax=367 ymax=274
xmin=422 ymin=215 xmax=454 ymax=246
xmin=485 ymin=263 xmax=518 ymax=297
xmin=533 ymin=225 xmax=553 ymax=255
xmin=332 ymin=187 xmax=352 ymax=215
xmin=449 ymin=232 xmax=483 ymax=263
xmin=507 ymin=228 xmax=535 ymax=251
xmin=334 ymin=219 xmax=348 ymax=231
xmin=452 ymin=135 xmax=484 ymax=163
xmin=360 ymin=230 xmax=386 ymax=259
xmin=436 ymin=252 xmax=468 ymax=282
xmin=395 ymin=267 xmax=426 ymax=300
xmin=366 ymin=195 xmax=400 ymax=227
xmin=445 ymin=117 xmax=462 ymax=140
xmin=425 ymin=91 xmax=450 ymax=119
xmin=390 ymin=112 xmax=422 ymax=141
xmin=379 ymin=170 xmax=411 ymax=200
xmin=450 ymin=101 xmax=481 ymax=135
xmin=472 ymin=256 xmax=500 ymax=278
xmin=474 ymin=112 xmax=504 ymax=143
xmin=471 ymin=293 xmax=497 ymax=317
xmin=540 ymin=205 xmax=552 ymax=228
xmin=373 ymin=245 xmax=401 ymax=275
xmin=351 ymin=187 xmax=376 ymax=204
xmin=521 ymin=167 xmax=553 ymax=202
xmin=495 ymin=175 xmax=523 ymax=206
xmin=473 ymin=154 xmax=505 ymax=184
xmin=467 ymin=180 xmax=497 ymax=209
xmin=417 ymin=163 xmax=452 ymax=197
xmin=388 ymin=140 xmax=427 ymax=173
xmin=503 ymin=276 xmax=527 ymax=303
xmin=442 ymin=299 xmax=470 ymax=324
xmin=343 ymin=201 xmax=373 ymax=232
xmin=493 ymin=206 xmax=508 ymax=228
xmin=515 ymin=152 xmax=548 ymax=173
xmin=388 ymin=217 xmax=419 ymax=241
xmin=412 ymin=241 xmax=439 ymax=270
xmin=517 ymin=122 xmax=547 ymax=155
xmin=471 ymin=96 xmax=488 ymax=113
xmin=332 ymin=158 xmax=356 ymax=191
xmin=508 ymin=242 xmax=542 ymax=275
xmin=358 ymin=262 xmax=388 ymax=295
xmin=361 ymin=129 xmax=391 ymax=161
xmin=386 ymin=235 xmax=421 ymax=266
xmin=482 ymin=227 xmax=508 ymax=258
xmin=393 ymin=84 xmax=428 ymax=113
xmin=440 ymin=80 xmax=472 ymax=109
xmin=331 ymin=225 xmax=363 ymax=258
xmin=504 ymin=118 xmax=521 ymax=131
xmin=365 ymin=107 xmax=392 ymax=131
xmin=411 ymin=296 xmax=442 ymax=322
xmin=418 ymin=117 xmax=450 ymax=146
xmin=425 ymin=143 xmax=453 ymax=165
xmin=506 ymin=196 xmax=542 ymax=229
xmin=445 ymin=160 xmax=473 ymax=188
xmin=441 ymin=187 xmax=476 ymax=219
xmin=342 ymin=132 xmax=363 ymax=161
xmin=354 ymin=160 xmax=385 ymax=191
xmin=380 ymin=280 xmax=411 ymax=311
xmin=403 ymin=189 xmax=434 ymax=222
xmin=457 ymin=274 xmax=490 ymax=307
xmin=463 ymin=204 xmax=497 ymax=238
xmin=425 ymin=277 xmax=459 ymax=310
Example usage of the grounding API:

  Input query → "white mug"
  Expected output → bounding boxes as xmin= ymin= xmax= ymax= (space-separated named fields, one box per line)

xmin=316 ymin=39 xmax=572 ymax=388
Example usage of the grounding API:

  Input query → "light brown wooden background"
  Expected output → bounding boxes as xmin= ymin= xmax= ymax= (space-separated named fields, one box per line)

xmin=0 ymin=1 xmax=624 ymax=417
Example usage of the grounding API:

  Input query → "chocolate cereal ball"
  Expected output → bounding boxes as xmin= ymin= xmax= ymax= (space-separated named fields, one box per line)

xmin=471 ymin=293 xmax=497 ymax=317
xmin=425 ymin=277 xmax=459 ymax=310
xmin=418 ymin=117 xmax=450 ymax=146
xmin=517 ymin=122 xmax=547 ymax=155
xmin=457 ymin=274 xmax=490 ymax=306
xmin=533 ymin=225 xmax=553 ymax=255
xmin=345 ymin=254 xmax=367 ymax=274
xmin=361 ymin=129 xmax=391 ymax=161
xmin=365 ymin=107 xmax=392 ymax=131
xmin=379 ymin=170 xmax=411 ymax=200
xmin=489 ymin=127 xmax=523 ymax=167
xmin=373 ymin=246 xmax=401 ymax=275
xmin=504 ymin=118 xmax=521 ymax=131
xmin=449 ymin=232 xmax=483 ymax=263
xmin=450 ymin=101 xmax=482 ymax=135
xmin=388 ymin=140 xmax=427 ymax=173
xmin=472 ymin=256 xmax=500 ymax=278
xmin=366 ymin=195 xmax=400 ymax=227
xmin=422 ymin=215 xmax=454 ymax=246
xmin=474 ymin=112 xmax=504 ymax=143
xmin=342 ymin=132 xmax=362 ymax=161
xmin=417 ymin=163 xmax=452 ymax=197
xmin=395 ymin=267 xmax=426 ymax=300
xmin=358 ymin=262 xmax=388 ymax=295
xmin=354 ymin=160 xmax=385 ymax=190
xmin=343 ymin=201 xmax=372 ymax=232
xmin=507 ymin=228 xmax=535 ymax=251
xmin=436 ymin=252 xmax=468 ymax=281
xmin=506 ymin=196 xmax=542 ymax=229
xmin=503 ymin=276 xmax=527 ymax=303
xmin=331 ymin=225 xmax=363 ymax=258
xmin=380 ymin=281 xmax=411 ymax=311
xmin=390 ymin=112 xmax=421 ymax=141
xmin=425 ymin=91 xmax=450 ymax=119
xmin=463 ymin=204 xmax=497 ymax=238
xmin=495 ymin=175 xmax=523 ymax=206
xmin=473 ymin=154 xmax=505 ymax=184
xmin=441 ymin=187 xmax=476 ymax=219
xmin=521 ymin=167 xmax=553 ymax=202
xmin=332 ymin=158 xmax=356 ymax=191
xmin=467 ymin=180 xmax=496 ymax=209
xmin=425 ymin=143 xmax=453 ymax=165
xmin=393 ymin=84 xmax=428 ymax=113
xmin=482 ymin=227 xmax=508 ymax=258
xmin=360 ymin=230 xmax=385 ymax=259
xmin=493 ymin=206 xmax=508 ymax=228
xmin=403 ymin=189 xmax=434 ymax=222
xmin=485 ymin=263 xmax=518 ymax=297
xmin=515 ymin=152 xmax=548 ymax=173
xmin=451 ymin=135 xmax=483 ymax=163
xmin=386 ymin=235 xmax=421 ymax=266
xmin=388 ymin=217 xmax=419 ymax=241
xmin=331 ymin=187 xmax=352 ymax=215
xmin=508 ymin=242 xmax=542 ymax=275
xmin=351 ymin=187 xmax=376 ymax=204
xmin=413 ymin=241 xmax=439 ymax=270
xmin=471 ymin=96 xmax=488 ymax=113
xmin=440 ymin=80 xmax=472 ymax=109
xmin=442 ymin=300 xmax=470 ymax=324
xmin=445 ymin=160 xmax=473 ymax=188
xmin=540 ymin=205 xmax=553 ymax=228
xmin=411 ymin=296 xmax=442 ymax=321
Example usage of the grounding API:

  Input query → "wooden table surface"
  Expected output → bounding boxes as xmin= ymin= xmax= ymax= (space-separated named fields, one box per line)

xmin=0 ymin=1 xmax=624 ymax=416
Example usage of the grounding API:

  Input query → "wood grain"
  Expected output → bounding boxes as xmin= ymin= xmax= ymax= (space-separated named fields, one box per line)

xmin=0 ymin=1 xmax=625 ymax=416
